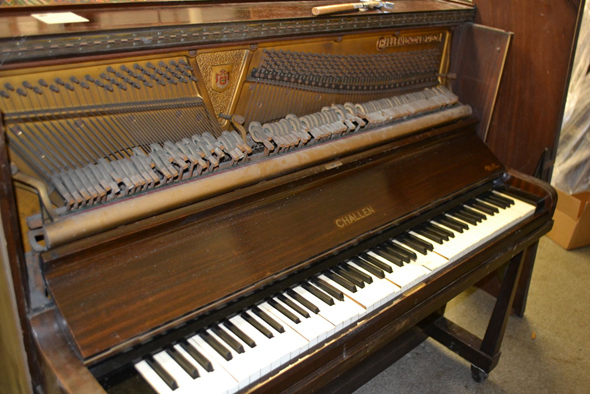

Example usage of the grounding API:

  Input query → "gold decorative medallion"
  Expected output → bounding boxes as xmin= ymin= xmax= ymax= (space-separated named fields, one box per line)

xmin=211 ymin=64 xmax=233 ymax=92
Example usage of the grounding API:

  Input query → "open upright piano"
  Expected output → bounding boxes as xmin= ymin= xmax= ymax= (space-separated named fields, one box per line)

xmin=0 ymin=1 xmax=558 ymax=393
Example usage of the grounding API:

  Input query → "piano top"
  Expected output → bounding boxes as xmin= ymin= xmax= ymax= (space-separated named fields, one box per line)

xmin=42 ymin=123 xmax=503 ymax=362
xmin=0 ymin=0 xmax=472 ymax=39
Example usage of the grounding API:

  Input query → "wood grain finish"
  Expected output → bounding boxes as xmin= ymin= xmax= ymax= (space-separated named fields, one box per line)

xmin=472 ymin=0 xmax=583 ymax=177
xmin=450 ymin=23 xmax=512 ymax=140
xmin=43 ymin=125 xmax=504 ymax=360
xmin=31 ymin=308 xmax=106 ymax=394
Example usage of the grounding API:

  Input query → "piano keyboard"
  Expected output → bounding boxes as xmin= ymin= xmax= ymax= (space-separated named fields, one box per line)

xmin=134 ymin=191 xmax=535 ymax=394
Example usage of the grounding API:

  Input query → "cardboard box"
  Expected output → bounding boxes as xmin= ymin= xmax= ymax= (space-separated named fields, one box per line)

xmin=547 ymin=188 xmax=590 ymax=250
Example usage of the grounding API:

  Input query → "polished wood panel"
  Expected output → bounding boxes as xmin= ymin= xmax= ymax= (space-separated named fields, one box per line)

xmin=31 ymin=308 xmax=106 ymax=394
xmin=473 ymin=0 xmax=583 ymax=177
xmin=0 ymin=0 xmax=469 ymax=38
xmin=450 ymin=23 xmax=512 ymax=140
xmin=43 ymin=125 xmax=504 ymax=360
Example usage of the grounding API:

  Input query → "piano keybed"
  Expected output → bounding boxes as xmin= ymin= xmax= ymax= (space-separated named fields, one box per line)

xmin=128 ymin=191 xmax=535 ymax=394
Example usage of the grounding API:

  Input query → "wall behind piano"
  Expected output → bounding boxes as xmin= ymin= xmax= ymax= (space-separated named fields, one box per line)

xmin=473 ymin=0 xmax=584 ymax=179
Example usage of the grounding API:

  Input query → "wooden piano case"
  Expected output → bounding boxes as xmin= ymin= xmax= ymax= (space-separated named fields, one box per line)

xmin=0 ymin=0 xmax=574 ymax=393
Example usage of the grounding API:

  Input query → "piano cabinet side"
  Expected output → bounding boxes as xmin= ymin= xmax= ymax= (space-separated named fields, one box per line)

xmin=30 ymin=308 xmax=106 ymax=394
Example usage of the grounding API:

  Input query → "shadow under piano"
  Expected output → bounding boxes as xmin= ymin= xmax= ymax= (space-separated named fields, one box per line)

xmin=0 ymin=1 xmax=557 ymax=393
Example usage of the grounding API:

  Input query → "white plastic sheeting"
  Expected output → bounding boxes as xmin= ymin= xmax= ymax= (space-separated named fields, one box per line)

xmin=553 ymin=2 xmax=590 ymax=195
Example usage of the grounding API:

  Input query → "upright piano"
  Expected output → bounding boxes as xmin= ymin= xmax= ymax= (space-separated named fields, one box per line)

xmin=0 ymin=1 xmax=557 ymax=393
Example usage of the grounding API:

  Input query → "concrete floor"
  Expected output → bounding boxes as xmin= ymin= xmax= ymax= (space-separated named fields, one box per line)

xmin=354 ymin=236 xmax=590 ymax=394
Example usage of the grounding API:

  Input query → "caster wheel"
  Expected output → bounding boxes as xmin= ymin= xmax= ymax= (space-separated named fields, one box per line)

xmin=471 ymin=365 xmax=488 ymax=383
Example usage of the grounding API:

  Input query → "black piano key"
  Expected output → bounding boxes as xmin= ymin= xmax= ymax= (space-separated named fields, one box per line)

xmin=334 ymin=267 xmax=365 ymax=288
xmin=286 ymin=289 xmax=320 ymax=314
xmin=223 ymin=320 xmax=256 ymax=348
xmin=241 ymin=311 xmax=273 ymax=338
xmin=277 ymin=294 xmax=310 ymax=318
xmin=146 ymin=355 xmax=178 ymax=390
xmin=378 ymin=244 xmax=410 ymax=263
xmin=448 ymin=211 xmax=478 ymax=225
xmin=427 ymin=222 xmax=455 ymax=238
xmin=480 ymin=194 xmax=509 ymax=209
xmin=412 ymin=227 xmax=444 ymax=244
xmin=338 ymin=264 xmax=368 ymax=288
xmin=268 ymin=298 xmax=301 ymax=324
xmin=373 ymin=247 xmax=405 ymax=267
xmin=179 ymin=339 xmax=213 ymax=372
xmin=311 ymin=277 xmax=344 ymax=301
xmin=302 ymin=282 xmax=335 ymax=305
xmin=492 ymin=191 xmax=517 ymax=205
xmin=420 ymin=224 xmax=450 ymax=240
xmin=343 ymin=263 xmax=373 ymax=284
xmin=469 ymin=200 xmax=499 ymax=215
xmin=461 ymin=206 xmax=486 ymax=221
xmin=200 ymin=331 xmax=232 ymax=361
xmin=438 ymin=215 xmax=468 ymax=232
xmin=325 ymin=271 xmax=357 ymax=293
xmin=484 ymin=192 xmax=513 ymax=207
xmin=396 ymin=235 xmax=428 ymax=255
xmin=359 ymin=253 xmax=393 ymax=273
xmin=388 ymin=242 xmax=417 ymax=261
xmin=404 ymin=233 xmax=434 ymax=251
xmin=351 ymin=257 xmax=385 ymax=278
xmin=252 ymin=306 xmax=285 ymax=333
xmin=166 ymin=346 xmax=199 ymax=379
xmin=211 ymin=325 xmax=245 ymax=354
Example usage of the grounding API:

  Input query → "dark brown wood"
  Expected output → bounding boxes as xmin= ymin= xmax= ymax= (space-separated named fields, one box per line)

xmin=31 ymin=308 xmax=106 ymax=394
xmin=512 ymin=241 xmax=539 ymax=317
xmin=450 ymin=23 xmax=512 ymax=139
xmin=44 ymin=126 xmax=505 ymax=360
xmin=472 ymin=0 xmax=583 ymax=177
xmin=0 ymin=0 xmax=469 ymax=39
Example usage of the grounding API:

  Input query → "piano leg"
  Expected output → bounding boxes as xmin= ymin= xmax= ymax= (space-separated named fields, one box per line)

xmin=512 ymin=241 xmax=539 ymax=317
xmin=422 ymin=250 xmax=525 ymax=382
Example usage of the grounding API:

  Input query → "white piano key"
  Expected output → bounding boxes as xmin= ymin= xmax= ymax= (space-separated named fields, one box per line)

xmin=135 ymin=360 xmax=176 ymax=394
xmin=269 ymin=296 xmax=333 ymax=346
xmin=291 ymin=285 xmax=363 ymax=332
xmin=174 ymin=343 xmax=237 ymax=394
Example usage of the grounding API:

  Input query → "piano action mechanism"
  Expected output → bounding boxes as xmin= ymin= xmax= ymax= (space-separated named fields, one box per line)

xmin=0 ymin=1 xmax=556 ymax=393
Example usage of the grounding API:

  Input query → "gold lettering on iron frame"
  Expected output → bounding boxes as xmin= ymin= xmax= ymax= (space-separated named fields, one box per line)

xmin=376 ymin=33 xmax=443 ymax=51
xmin=335 ymin=206 xmax=376 ymax=228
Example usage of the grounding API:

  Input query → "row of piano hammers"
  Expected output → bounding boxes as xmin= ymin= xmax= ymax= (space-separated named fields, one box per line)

xmin=48 ymin=86 xmax=459 ymax=212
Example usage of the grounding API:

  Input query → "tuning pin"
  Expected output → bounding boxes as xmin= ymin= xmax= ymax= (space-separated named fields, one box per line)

xmin=65 ymin=83 xmax=75 ymax=91
xmin=132 ymin=82 xmax=141 ymax=90
xmin=4 ymin=83 xmax=14 ymax=91
xmin=70 ymin=76 xmax=80 ymax=84
xmin=146 ymin=62 xmax=156 ymax=70
xmin=120 ymin=65 xmax=130 ymax=72
xmin=179 ymin=59 xmax=188 ymax=66
xmin=23 ymin=81 xmax=33 ymax=89
xmin=100 ymin=73 xmax=109 ymax=80
xmin=94 ymin=80 xmax=104 ymax=88
xmin=133 ymin=63 xmax=144 ymax=71
xmin=33 ymin=87 xmax=43 ymax=95
xmin=115 ymin=71 xmax=124 ymax=79
xmin=49 ymin=85 xmax=60 ymax=93
xmin=85 ymin=75 xmax=95 ymax=83
xmin=80 ymin=81 xmax=90 ymax=89
xmin=55 ymin=77 xmax=65 ymax=86
xmin=106 ymin=66 xmax=116 ymax=74
xmin=158 ymin=61 xmax=168 ymax=69
xmin=0 ymin=90 xmax=9 ymax=98
xmin=105 ymin=85 xmax=114 ymax=92
xmin=169 ymin=60 xmax=178 ymax=67
xmin=144 ymin=81 xmax=153 ymax=88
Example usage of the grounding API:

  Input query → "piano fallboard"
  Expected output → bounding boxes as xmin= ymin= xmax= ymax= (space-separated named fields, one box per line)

xmin=42 ymin=120 xmax=504 ymax=362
